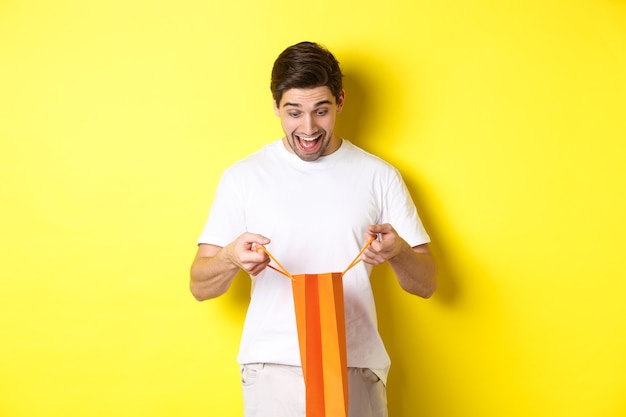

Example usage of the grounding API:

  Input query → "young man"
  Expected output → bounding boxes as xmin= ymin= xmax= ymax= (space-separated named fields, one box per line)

xmin=190 ymin=41 xmax=437 ymax=417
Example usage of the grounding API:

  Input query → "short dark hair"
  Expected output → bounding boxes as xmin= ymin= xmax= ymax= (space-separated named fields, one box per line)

xmin=270 ymin=41 xmax=343 ymax=105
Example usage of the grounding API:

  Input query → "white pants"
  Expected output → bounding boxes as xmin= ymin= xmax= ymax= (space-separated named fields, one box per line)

xmin=241 ymin=363 xmax=388 ymax=417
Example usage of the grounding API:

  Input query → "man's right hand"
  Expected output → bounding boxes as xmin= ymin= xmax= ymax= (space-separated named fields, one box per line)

xmin=190 ymin=232 xmax=272 ymax=300
xmin=224 ymin=233 xmax=272 ymax=276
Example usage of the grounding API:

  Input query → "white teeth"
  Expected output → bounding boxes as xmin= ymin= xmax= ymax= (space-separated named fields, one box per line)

xmin=299 ymin=135 xmax=319 ymax=141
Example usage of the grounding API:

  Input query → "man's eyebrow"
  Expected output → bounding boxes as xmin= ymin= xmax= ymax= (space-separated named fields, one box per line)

xmin=282 ymin=100 xmax=333 ymax=108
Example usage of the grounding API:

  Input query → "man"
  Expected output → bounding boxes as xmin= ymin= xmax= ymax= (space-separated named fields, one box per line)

xmin=190 ymin=41 xmax=437 ymax=417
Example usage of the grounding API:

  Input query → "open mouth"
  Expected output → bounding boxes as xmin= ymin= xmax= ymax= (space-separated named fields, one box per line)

xmin=296 ymin=134 xmax=323 ymax=152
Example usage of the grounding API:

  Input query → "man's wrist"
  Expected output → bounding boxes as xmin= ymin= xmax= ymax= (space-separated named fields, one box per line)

xmin=220 ymin=243 xmax=240 ymax=271
xmin=388 ymin=238 xmax=411 ymax=262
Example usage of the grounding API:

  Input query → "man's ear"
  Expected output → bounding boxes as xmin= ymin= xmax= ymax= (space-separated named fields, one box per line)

xmin=273 ymin=100 xmax=280 ymax=116
xmin=336 ymin=90 xmax=345 ymax=114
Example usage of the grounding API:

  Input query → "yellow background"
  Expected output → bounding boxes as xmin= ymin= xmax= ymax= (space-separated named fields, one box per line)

xmin=1 ymin=0 xmax=625 ymax=416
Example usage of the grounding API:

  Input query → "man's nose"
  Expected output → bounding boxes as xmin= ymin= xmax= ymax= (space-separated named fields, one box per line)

xmin=302 ymin=115 xmax=317 ymax=135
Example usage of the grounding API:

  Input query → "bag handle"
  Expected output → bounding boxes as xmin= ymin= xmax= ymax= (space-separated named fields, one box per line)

xmin=256 ymin=234 xmax=376 ymax=279
xmin=255 ymin=245 xmax=295 ymax=280
xmin=342 ymin=235 xmax=376 ymax=275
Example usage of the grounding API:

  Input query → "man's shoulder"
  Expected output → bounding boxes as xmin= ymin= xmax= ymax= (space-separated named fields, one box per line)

xmin=342 ymin=140 xmax=398 ymax=171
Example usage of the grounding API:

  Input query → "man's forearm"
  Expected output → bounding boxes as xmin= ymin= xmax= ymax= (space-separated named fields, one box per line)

xmin=189 ymin=233 xmax=272 ymax=301
xmin=388 ymin=240 xmax=437 ymax=298
xmin=189 ymin=246 xmax=240 ymax=301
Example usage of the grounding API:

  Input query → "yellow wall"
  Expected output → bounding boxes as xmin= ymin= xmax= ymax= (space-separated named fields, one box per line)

xmin=1 ymin=1 xmax=625 ymax=416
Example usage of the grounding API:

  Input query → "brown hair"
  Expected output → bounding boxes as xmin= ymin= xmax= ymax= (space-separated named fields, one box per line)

xmin=270 ymin=41 xmax=343 ymax=105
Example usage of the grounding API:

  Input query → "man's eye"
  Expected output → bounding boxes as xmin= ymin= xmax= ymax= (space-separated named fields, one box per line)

xmin=289 ymin=112 xmax=301 ymax=118
xmin=316 ymin=110 xmax=328 ymax=116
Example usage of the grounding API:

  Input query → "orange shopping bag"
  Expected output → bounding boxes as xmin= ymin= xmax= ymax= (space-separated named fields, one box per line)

xmin=258 ymin=236 xmax=375 ymax=417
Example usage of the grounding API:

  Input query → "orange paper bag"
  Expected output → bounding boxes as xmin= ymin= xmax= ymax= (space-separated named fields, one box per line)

xmin=258 ymin=236 xmax=375 ymax=417
xmin=292 ymin=272 xmax=348 ymax=416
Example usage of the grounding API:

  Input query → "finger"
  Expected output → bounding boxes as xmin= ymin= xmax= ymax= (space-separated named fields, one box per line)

xmin=243 ymin=232 xmax=271 ymax=246
xmin=362 ymin=229 xmax=379 ymax=245
xmin=368 ymin=223 xmax=393 ymax=235
xmin=251 ymin=257 xmax=272 ymax=275
xmin=361 ymin=250 xmax=385 ymax=266
xmin=365 ymin=241 xmax=378 ymax=254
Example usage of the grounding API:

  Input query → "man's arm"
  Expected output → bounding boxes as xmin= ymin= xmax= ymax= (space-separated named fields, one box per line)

xmin=362 ymin=224 xmax=437 ymax=298
xmin=189 ymin=233 xmax=270 ymax=301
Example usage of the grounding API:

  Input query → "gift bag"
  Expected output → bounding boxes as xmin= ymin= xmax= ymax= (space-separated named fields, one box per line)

xmin=258 ymin=236 xmax=375 ymax=417
xmin=292 ymin=272 xmax=348 ymax=416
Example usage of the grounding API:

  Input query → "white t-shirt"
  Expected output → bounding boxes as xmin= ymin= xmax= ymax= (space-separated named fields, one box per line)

xmin=198 ymin=139 xmax=430 ymax=383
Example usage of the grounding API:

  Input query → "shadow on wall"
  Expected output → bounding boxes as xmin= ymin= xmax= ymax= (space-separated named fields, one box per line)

xmin=336 ymin=53 xmax=463 ymax=415
xmin=337 ymin=54 xmax=460 ymax=304
xmin=335 ymin=68 xmax=371 ymax=149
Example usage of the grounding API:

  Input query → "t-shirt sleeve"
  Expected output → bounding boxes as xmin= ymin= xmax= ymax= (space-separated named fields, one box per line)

xmin=197 ymin=168 xmax=246 ymax=247
xmin=383 ymin=168 xmax=431 ymax=247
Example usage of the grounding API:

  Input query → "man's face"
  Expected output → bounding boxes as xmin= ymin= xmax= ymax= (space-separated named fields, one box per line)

xmin=274 ymin=86 xmax=344 ymax=162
